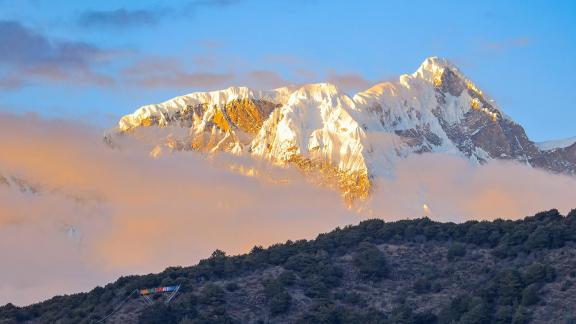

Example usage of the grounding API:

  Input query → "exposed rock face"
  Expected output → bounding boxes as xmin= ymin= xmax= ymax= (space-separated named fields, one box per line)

xmin=533 ymin=143 xmax=576 ymax=174
xmin=111 ymin=57 xmax=576 ymax=200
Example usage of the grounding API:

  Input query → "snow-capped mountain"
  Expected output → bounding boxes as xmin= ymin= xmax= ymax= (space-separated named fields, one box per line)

xmin=113 ymin=57 xmax=576 ymax=200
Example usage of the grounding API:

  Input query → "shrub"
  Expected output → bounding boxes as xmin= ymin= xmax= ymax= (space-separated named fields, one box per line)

xmin=523 ymin=263 xmax=555 ymax=285
xmin=494 ymin=305 xmax=514 ymax=324
xmin=521 ymin=284 xmax=540 ymax=306
xmin=224 ymin=282 xmax=239 ymax=292
xmin=561 ymin=279 xmax=573 ymax=291
xmin=277 ymin=271 xmax=297 ymax=286
xmin=512 ymin=306 xmax=531 ymax=324
xmin=268 ymin=291 xmax=291 ymax=316
xmin=199 ymin=284 xmax=225 ymax=306
xmin=262 ymin=279 xmax=292 ymax=316
xmin=413 ymin=278 xmax=432 ymax=294
xmin=138 ymin=304 xmax=177 ymax=324
xmin=353 ymin=243 xmax=389 ymax=280
xmin=447 ymin=243 xmax=466 ymax=261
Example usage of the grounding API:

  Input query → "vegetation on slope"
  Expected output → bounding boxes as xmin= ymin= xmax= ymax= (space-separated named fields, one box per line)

xmin=2 ymin=209 xmax=576 ymax=323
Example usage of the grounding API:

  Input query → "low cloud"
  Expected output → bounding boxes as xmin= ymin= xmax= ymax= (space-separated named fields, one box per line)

xmin=365 ymin=154 xmax=576 ymax=222
xmin=0 ymin=113 xmax=355 ymax=305
xmin=0 ymin=113 xmax=574 ymax=306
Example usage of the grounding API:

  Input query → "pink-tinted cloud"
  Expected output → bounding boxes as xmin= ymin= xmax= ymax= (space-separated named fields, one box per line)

xmin=121 ymin=56 xmax=292 ymax=90
xmin=0 ymin=113 xmax=355 ymax=305
xmin=0 ymin=112 xmax=574 ymax=306
xmin=246 ymin=70 xmax=290 ymax=89
xmin=364 ymin=154 xmax=576 ymax=222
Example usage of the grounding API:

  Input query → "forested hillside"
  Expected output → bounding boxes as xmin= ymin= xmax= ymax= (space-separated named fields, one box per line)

xmin=2 ymin=209 xmax=576 ymax=323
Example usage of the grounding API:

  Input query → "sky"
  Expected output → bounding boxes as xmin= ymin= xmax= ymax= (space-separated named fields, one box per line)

xmin=0 ymin=0 xmax=575 ymax=141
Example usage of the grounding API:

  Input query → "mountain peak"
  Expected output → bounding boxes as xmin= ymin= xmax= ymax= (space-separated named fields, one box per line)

xmin=113 ymin=57 xmax=576 ymax=202
xmin=421 ymin=56 xmax=454 ymax=68
xmin=413 ymin=56 xmax=461 ymax=85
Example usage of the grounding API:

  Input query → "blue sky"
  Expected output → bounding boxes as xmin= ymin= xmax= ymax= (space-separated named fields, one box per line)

xmin=0 ymin=0 xmax=575 ymax=141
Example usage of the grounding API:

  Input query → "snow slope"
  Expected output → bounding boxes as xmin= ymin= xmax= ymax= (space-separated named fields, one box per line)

xmin=537 ymin=137 xmax=576 ymax=151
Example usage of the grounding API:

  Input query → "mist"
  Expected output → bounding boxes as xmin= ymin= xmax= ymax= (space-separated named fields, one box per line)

xmin=1 ymin=112 xmax=574 ymax=306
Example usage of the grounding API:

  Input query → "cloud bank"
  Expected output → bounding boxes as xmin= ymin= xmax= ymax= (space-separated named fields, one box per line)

xmin=0 ymin=113 xmax=574 ymax=306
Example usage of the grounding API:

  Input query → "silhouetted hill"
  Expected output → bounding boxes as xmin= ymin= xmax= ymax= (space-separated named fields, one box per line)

xmin=2 ymin=209 xmax=576 ymax=323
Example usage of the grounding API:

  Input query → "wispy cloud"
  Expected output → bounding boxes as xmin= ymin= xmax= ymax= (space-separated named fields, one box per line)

xmin=482 ymin=37 xmax=532 ymax=53
xmin=246 ymin=70 xmax=290 ymax=89
xmin=77 ymin=1 xmax=244 ymax=29
xmin=121 ymin=57 xmax=235 ymax=89
xmin=0 ymin=20 xmax=114 ymax=89
xmin=0 ymin=21 xmax=105 ymax=66
xmin=120 ymin=56 xmax=292 ymax=90
xmin=78 ymin=9 xmax=163 ymax=29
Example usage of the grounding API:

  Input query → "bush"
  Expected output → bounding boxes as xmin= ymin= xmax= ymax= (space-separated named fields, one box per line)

xmin=413 ymin=278 xmax=432 ymax=294
xmin=561 ymin=279 xmax=573 ymax=291
xmin=447 ymin=243 xmax=466 ymax=261
xmin=299 ymin=301 xmax=387 ymax=324
xmin=268 ymin=291 xmax=291 ymax=316
xmin=277 ymin=271 xmax=297 ymax=286
xmin=198 ymin=284 xmax=225 ymax=306
xmin=353 ymin=243 xmax=389 ymax=280
xmin=138 ymin=304 xmax=177 ymax=324
xmin=495 ymin=269 xmax=524 ymax=305
xmin=523 ymin=263 xmax=555 ymax=285
xmin=494 ymin=305 xmax=514 ymax=324
xmin=512 ymin=306 xmax=531 ymax=324
xmin=521 ymin=284 xmax=540 ymax=306
xmin=262 ymin=279 xmax=292 ymax=316
xmin=459 ymin=301 xmax=491 ymax=324
xmin=389 ymin=304 xmax=438 ymax=324
xmin=336 ymin=291 xmax=366 ymax=306
xmin=224 ymin=282 xmax=239 ymax=292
